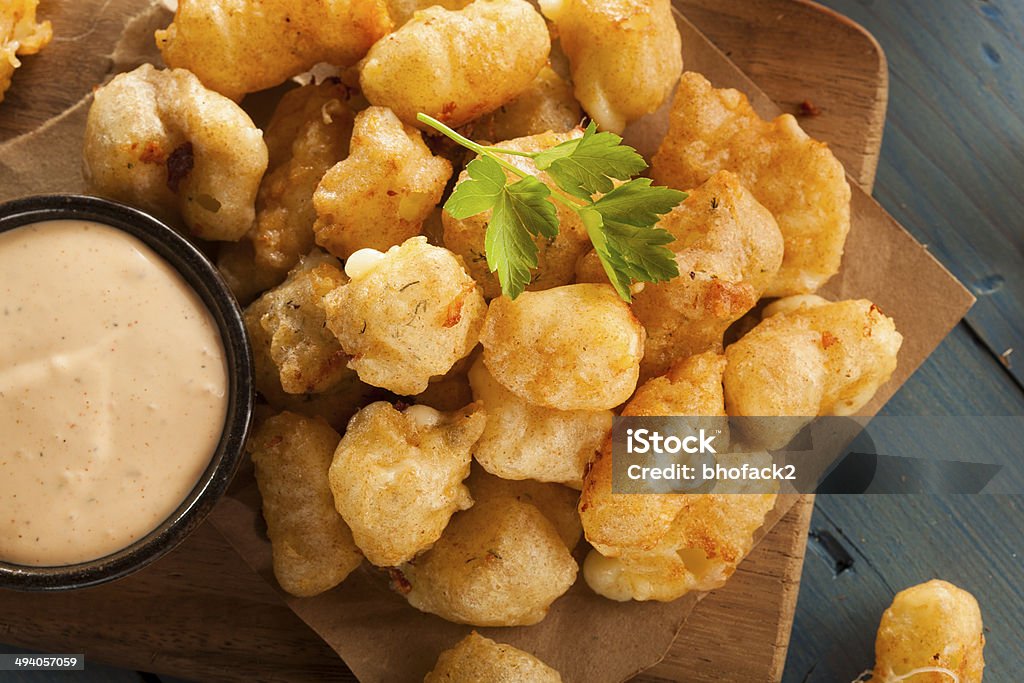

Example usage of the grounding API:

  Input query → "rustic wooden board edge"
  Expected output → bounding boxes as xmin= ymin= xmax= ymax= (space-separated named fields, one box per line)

xmin=796 ymin=0 xmax=890 ymax=187
xmin=767 ymin=496 xmax=816 ymax=681
xmin=679 ymin=0 xmax=889 ymax=190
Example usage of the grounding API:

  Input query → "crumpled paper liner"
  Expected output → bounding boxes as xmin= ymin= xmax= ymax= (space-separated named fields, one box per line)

xmin=213 ymin=455 xmax=802 ymax=683
xmin=0 ymin=0 xmax=172 ymax=199
xmin=0 ymin=2 xmax=974 ymax=681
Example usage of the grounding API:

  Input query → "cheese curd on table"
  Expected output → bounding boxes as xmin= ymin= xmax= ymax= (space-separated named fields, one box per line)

xmin=0 ymin=220 xmax=227 ymax=566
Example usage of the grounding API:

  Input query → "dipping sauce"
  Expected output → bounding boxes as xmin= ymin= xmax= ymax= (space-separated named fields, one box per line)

xmin=0 ymin=219 xmax=227 ymax=566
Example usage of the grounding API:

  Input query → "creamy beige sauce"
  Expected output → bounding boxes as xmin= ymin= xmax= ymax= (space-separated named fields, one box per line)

xmin=0 ymin=219 xmax=227 ymax=566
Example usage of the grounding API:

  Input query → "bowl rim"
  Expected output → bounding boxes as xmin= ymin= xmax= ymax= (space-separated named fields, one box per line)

xmin=0 ymin=194 xmax=253 ymax=591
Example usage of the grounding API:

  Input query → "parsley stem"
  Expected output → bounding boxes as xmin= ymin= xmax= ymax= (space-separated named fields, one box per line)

xmin=481 ymin=152 xmax=529 ymax=179
xmin=416 ymin=114 xmax=536 ymax=160
xmin=417 ymin=113 xmax=483 ymax=153
xmin=417 ymin=114 xmax=530 ymax=179
xmin=417 ymin=112 xmax=587 ymax=212
xmin=545 ymin=188 xmax=589 ymax=211
xmin=480 ymin=145 xmax=538 ymax=159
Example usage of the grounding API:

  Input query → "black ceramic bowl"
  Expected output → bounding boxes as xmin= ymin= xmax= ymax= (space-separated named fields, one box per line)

xmin=0 ymin=195 xmax=253 ymax=591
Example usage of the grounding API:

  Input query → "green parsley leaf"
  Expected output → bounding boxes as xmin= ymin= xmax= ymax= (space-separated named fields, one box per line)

xmin=502 ymin=175 xmax=559 ymax=239
xmin=600 ymin=218 xmax=679 ymax=284
xmin=581 ymin=200 xmax=680 ymax=302
xmin=588 ymin=178 xmax=688 ymax=228
xmin=531 ymin=133 xmax=583 ymax=167
xmin=443 ymin=156 xmax=507 ymax=219
xmin=445 ymin=157 xmax=558 ymax=299
xmin=420 ymin=112 xmax=685 ymax=302
xmin=484 ymin=175 xmax=558 ymax=299
xmin=534 ymin=122 xmax=648 ymax=200
xmin=579 ymin=208 xmax=634 ymax=301
xmin=484 ymin=205 xmax=536 ymax=301
xmin=582 ymin=179 xmax=684 ymax=299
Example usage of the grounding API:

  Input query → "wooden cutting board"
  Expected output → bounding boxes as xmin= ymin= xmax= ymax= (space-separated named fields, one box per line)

xmin=0 ymin=1 xmax=886 ymax=681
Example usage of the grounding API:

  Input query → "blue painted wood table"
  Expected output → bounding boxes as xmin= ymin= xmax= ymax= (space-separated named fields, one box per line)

xmin=782 ymin=1 xmax=1024 ymax=681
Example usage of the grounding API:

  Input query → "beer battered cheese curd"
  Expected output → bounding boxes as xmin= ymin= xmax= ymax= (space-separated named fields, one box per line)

xmin=0 ymin=220 xmax=227 ymax=566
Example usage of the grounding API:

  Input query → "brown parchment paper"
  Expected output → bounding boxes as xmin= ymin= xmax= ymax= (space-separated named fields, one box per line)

xmin=0 ymin=2 xmax=974 ymax=682
xmin=0 ymin=0 xmax=172 ymax=196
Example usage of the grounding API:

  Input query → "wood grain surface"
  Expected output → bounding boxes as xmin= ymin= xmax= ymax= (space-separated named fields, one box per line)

xmin=0 ymin=0 xmax=162 ymax=141
xmin=0 ymin=1 xmax=896 ymax=682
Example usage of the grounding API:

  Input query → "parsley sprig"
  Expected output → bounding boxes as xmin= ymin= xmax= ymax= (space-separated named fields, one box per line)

xmin=418 ymin=113 xmax=686 ymax=302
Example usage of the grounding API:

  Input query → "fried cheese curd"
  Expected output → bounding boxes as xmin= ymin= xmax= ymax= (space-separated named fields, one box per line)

xmin=245 ymin=254 xmax=381 ymax=431
xmin=257 ymin=371 xmax=382 ymax=433
xmin=394 ymin=497 xmax=578 ymax=626
xmin=218 ymin=81 xmax=355 ymax=304
xmin=359 ymin=0 xmax=551 ymax=128
xmin=155 ymin=0 xmax=392 ymax=101
xmin=83 ymin=65 xmax=268 ymax=242
xmin=724 ymin=296 xmax=902 ymax=450
xmin=443 ymin=128 xmax=591 ymax=299
xmin=329 ymin=402 xmax=485 ymax=567
xmin=425 ymin=632 xmax=563 ymax=683
xmin=250 ymin=412 xmax=363 ymax=598
xmin=538 ymin=0 xmax=681 ymax=133
xmin=217 ymin=240 xmax=291 ymax=307
xmin=0 ymin=0 xmax=52 ymax=104
xmin=386 ymin=0 xmax=473 ymax=27
xmin=873 ymin=580 xmax=985 ymax=683
xmin=245 ymin=260 xmax=381 ymax=432
xmin=467 ymin=465 xmax=582 ymax=549
xmin=651 ymin=72 xmax=851 ymax=296
xmin=324 ymin=237 xmax=487 ymax=395
xmin=413 ymin=364 xmax=475 ymax=411
xmin=468 ymin=356 xmax=610 ymax=488
xmin=576 ymin=171 xmax=783 ymax=380
xmin=480 ymin=284 xmax=645 ymax=411
xmin=583 ymin=475 xmax=776 ymax=602
xmin=579 ymin=351 xmax=728 ymax=554
xmin=244 ymin=251 xmax=350 ymax=395
xmin=579 ymin=352 xmax=777 ymax=601
xmin=313 ymin=106 xmax=453 ymax=259
xmin=464 ymin=66 xmax=583 ymax=143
